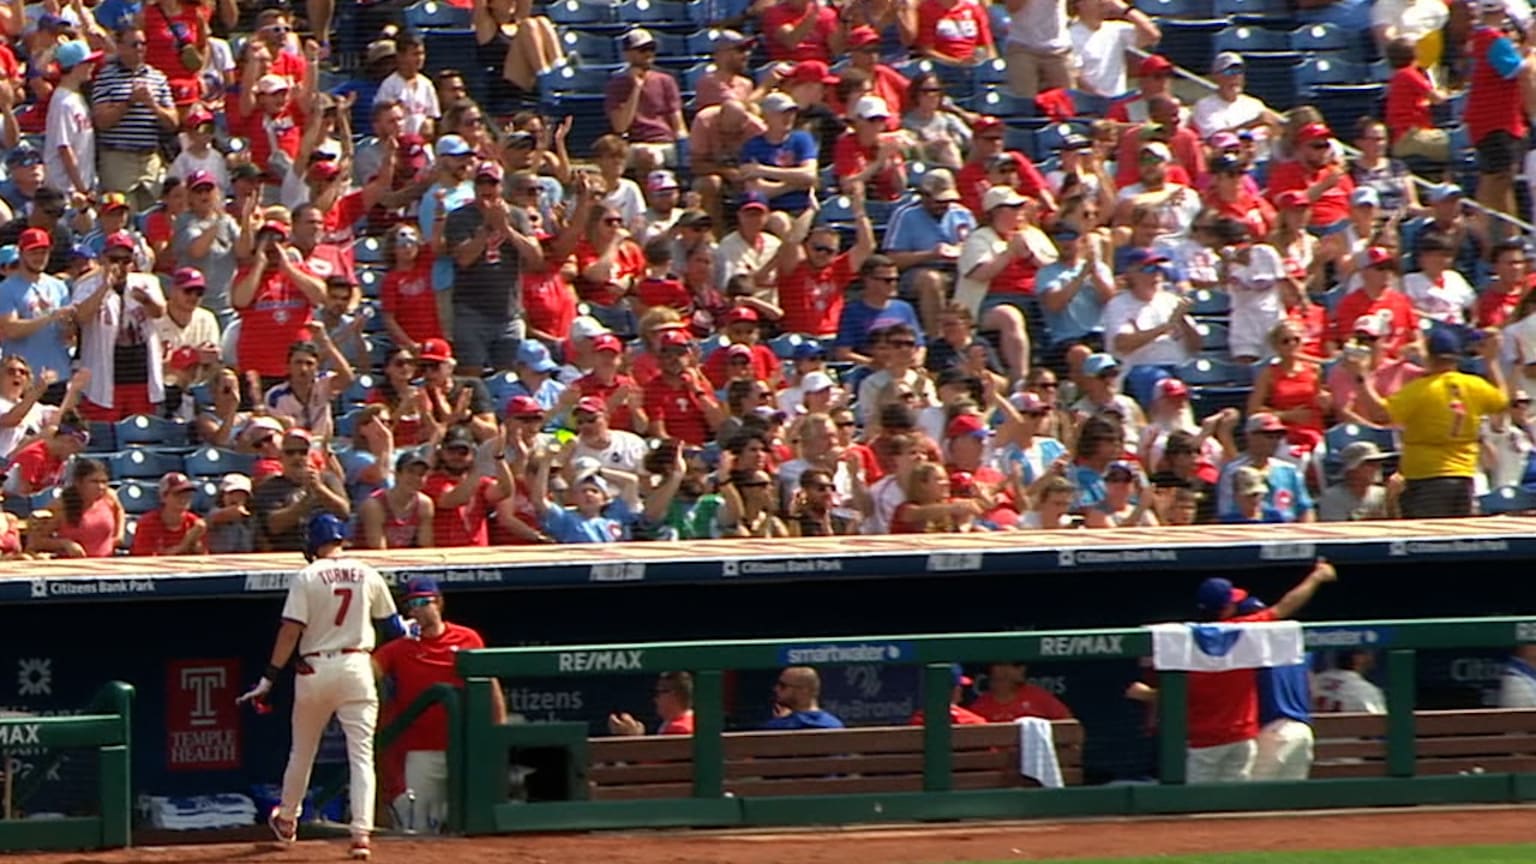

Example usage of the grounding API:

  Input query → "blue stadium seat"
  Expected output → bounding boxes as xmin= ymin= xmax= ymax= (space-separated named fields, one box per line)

xmin=1482 ymin=486 xmax=1536 ymax=515
xmin=403 ymin=0 xmax=473 ymax=28
xmin=115 ymin=415 xmax=189 ymax=447
xmin=358 ymin=268 xmax=384 ymax=300
xmin=973 ymin=57 xmax=1009 ymax=89
xmin=184 ymin=446 xmax=257 ymax=478
xmin=1189 ymin=288 xmax=1231 ymax=318
xmin=1293 ymin=56 xmax=1368 ymax=91
xmin=540 ymin=93 xmax=611 ymax=150
xmin=342 ymin=373 xmax=378 ymax=408
xmin=1324 ymin=422 xmax=1395 ymax=454
xmin=1154 ymin=19 xmax=1225 ymax=76
xmin=109 ymin=448 xmax=184 ymax=480
xmin=619 ymin=0 xmax=682 ymax=23
xmin=973 ymin=88 xmax=1037 ymax=120
xmin=187 ymin=382 xmax=214 ymax=410
xmin=1034 ymin=122 xmax=1088 ymax=156
xmin=1176 ymin=357 xmax=1250 ymax=386
xmin=1290 ymin=22 xmax=1350 ymax=56
xmin=1214 ymin=0 xmax=1291 ymax=24
xmin=561 ymin=30 xmax=623 ymax=64
xmin=1213 ymin=24 xmax=1291 ymax=54
xmin=699 ymin=334 xmax=729 ymax=360
xmin=485 ymin=371 xmax=520 ymax=405
xmin=1311 ymin=83 xmax=1386 ymax=138
xmin=86 ymin=421 xmax=117 ymax=452
xmin=116 ymin=480 xmax=161 ymax=515
xmin=1136 ymin=0 xmax=1214 ymax=17
xmin=355 ymin=236 xmax=385 ymax=265
xmin=421 ymin=31 xmax=480 ymax=75
xmin=651 ymin=30 xmax=702 ymax=58
xmin=1195 ymin=321 xmax=1230 ymax=354
xmin=816 ymin=195 xmax=858 ymax=225
xmin=987 ymin=2 xmax=1009 ymax=38
xmin=681 ymin=61 xmax=717 ymax=93
xmin=192 ymin=480 xmax=220 ymax=513
xmin=548 ymin=0 xmax=620 ymax=25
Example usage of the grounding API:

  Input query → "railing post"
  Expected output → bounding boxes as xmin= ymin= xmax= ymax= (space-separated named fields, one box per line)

xmin=922 ymin=663 xmax=953 ymax=792
xmin=438 ymin=684 xmax=466 ymax=834
xmin=1386 ymin=649 xmax=1417 ymax=778
xmin=93 ymin=681 xmax=132 ymax=848
xmin=461 ymin=678 xmax=498 ymax=834
xmin=1157 ymin=671 xmax=1188 ymax=785
xmin=691 ymin=670 xmax=724 ymax=799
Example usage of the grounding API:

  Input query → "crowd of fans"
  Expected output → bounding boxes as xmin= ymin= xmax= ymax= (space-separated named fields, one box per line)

xmin=0 ymin=0 xmax=1529 ymax=558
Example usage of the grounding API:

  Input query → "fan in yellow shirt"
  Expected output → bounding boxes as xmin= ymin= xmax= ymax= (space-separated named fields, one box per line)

xmin=1357 ymin=327 xmax=1508 ymax=518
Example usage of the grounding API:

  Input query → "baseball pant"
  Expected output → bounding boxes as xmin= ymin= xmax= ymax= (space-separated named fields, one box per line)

xmin=1185 ymin=738 xmax=1257 ymax=784
xmin=400 ymin=750 xmax=449 ymax=833
xmin=1252 ymin=718 xmax=1315 ymax=781
xmin=277 ymin=652 xmax=379 ymax=841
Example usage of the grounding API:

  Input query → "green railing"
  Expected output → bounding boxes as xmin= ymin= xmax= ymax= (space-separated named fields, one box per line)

xmin=310 ymin=683 xmax=464 ymax=835
xmin=453 ymin=617 xmax=1536 ymax=834
xmin=0 ymin=681 xmax=133 ymax=852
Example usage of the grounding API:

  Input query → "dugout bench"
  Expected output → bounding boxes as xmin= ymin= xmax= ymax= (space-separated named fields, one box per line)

xmin=1312 ymin=708 xmax=1536 ymax=779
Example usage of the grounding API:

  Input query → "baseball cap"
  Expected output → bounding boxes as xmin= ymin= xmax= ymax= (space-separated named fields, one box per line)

xmin=1479 ymin=0 xmax=1507 ymax=13
xmin=1196 ymin=576 xmax=1249 ymax=612
xmin=184 ymin=105 xmax=216 ymax=129
xmin=365 ymin=38 xmax=398 ymax=64
xmin=1010 ymin=391 xmax=1048 ymax=413
xmin=725 ymin=343 xmax=753 ymax=361
xmin=762 ymin=91 xmax=799 ymax=114
xmin=258 ymin=220 xmax=290 ymax=240
xmin=158 ymin=471 xmax=196 ymax=496
xmin=187 ymin=170 xmax=218 ymax=190
xmin=800 ymin=370 xmax=834 ymax=393
xmin=1209 ymin=131 xmax=1241 ymax=151
xmin=505 ymin=395 xmax=544 ymax=418
xmin=284 ymin=427 xmax=315 ymax=448
xmin=1232 ymin=465 xmax=1269 ymax=497
xmin=1364 ymin=245 xmax=1396 ymax=268
xmin=173 ymin=267 xmax=206 ymax=291
xmin=722 ymin=306 xmax=760 ymax=326
xmin=0 ymin=246 xmax=18 ymax=267
xmin=441 ymin=425 xmax=476 ymax=450
xmin=1139 ymin=141 xmax=1173 ymax=163
xmin=395 ymin=449 xmax=431 ymax=472
xmin=103 ymin=231 xmax=134 ymax=253
xmin=1211 ymin=52 xmax=1245 ymax=74
xmin=793 ymin=340 xmax=827 ymax=360
xmin=18 ymin=228 xmax=51 ymax=252
xmin=515 ymin=339 xmax=558 ymax=372
xmin=1139 ymin=54 xmax=1174 ymax=76
xmin=1082 ymin=352 xmax=1119 ymax=377
xmin=1296 ymin=122 xmax=1332 ymax=144
xmin=305 ymin=158 xmax=342 ymax=182
xmin=646 ymin=169 xmax=679 ymax=192
xmin=786 ymin=60 xmax=838 ymax=86
xmin=1122 ymin=248 xmax=1169 ymax=272
xmin=847 ymin=25 xmax=881 ymax=48
xmin=436 ymin=134 xmax=474 ymax=157
xmin=621 ymin=27 xmax=656 ymax=50
xmin=4 ymin=146 xmax=41 ymax=168
xmin=418 ymin=336 xmax=454 ymax=364
xmin=570 ymin=315 xmax=611 ymax=342
xmin=973 ymin=116 xmax=1005 ymax=135
xmin=55 ymin=39 xmax=103 ymax=70
xmin=1104 ymin=460 xmax=1137 ymax=480
xmin=714 ymin=29 xmax=754 ymax=48
xmin=1350 ymin=187 xmax=1381 ymax=208
xmin=255 ymin=73 xmax=291 ymax=94
xmin=1210 ymin=153 xmax=1244 ymax=176
xmin=1245 ymin=412 xmax=1286 ymax=434
xmin=231 ymin=163 xmax=265 ymax=184
xmin=405 ymin=576 xmax=442 ymax=598
xmin=1352 ymin=313 xmax=1391 ymax=337
xmin=219 ymin=473 xmax=253 ymax=495
xmin=166 ymin=346 xmax=198 ymax=371
xmin=1060 ymin=133 xmax=1092 ymax=151
xmin=1340 ymin=440 xmax=1395 ymax=471
xmin=576 ymin=472 xmax=612 ymax=496
xmin=1427 ymin=326 xmax=1465 ymax=358
xmin=583 ymin=332 xmax=619 ymax=355
xmin=99 ymin=192 xmax=130 ymax=213
xmin=946 ymin=413 xmax=991 ymax=439
xmin=852 ymin=95 xmax=891 ymax=121
xmin=676 ymin=209 xmax=712 ymax=230
xmin=575 ymin=395 xmax=608 ymax=416
xmin=739 ymin=191 xmax=771 ymax=212
xmin=475 ymin=160 xmax=504 ymax=182
xmin=1427 ymin=182 xmax=1464 ymax=203
xmin=1274 ymin=190 xmax=1310 ymax=210
xmin=659 ymin=329 xmax=691 ymax=349
xmin=1156 ymin=378 xmax=1189 ymax=401
xmin=982 ymin=186 xmax=1027 ymax=212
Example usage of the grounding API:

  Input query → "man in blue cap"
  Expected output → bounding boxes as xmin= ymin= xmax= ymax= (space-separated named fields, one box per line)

xmin=1357 ymin=325 xmax=1508 ymax=518
xmin=374 ymin=576 xmax=504 ymax=833
xmin=507 ymin=338 xmax=566 ymax=412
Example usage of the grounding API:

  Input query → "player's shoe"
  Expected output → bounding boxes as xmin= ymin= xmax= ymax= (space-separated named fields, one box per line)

xmin=349 ymin=837 xmax=372 ymax=860
xmin=267 ymin=807 xmax=297 ymax=845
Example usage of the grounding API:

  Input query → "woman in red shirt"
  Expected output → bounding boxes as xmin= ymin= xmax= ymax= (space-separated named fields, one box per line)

xmin=28 ymin=459 xmax=123 ymax=558
xmin=368 ymin=349 xmax=426 ymax=447
xmin=1248 ymin=320 xmax=1328 ymax=453
xmin=131 ymin=472 xmax=207 ymax=555
xmin=834 ymin=97 xmax=907 ymax=202
xmin=574 ymin=206 xmax=644 ymax=315
xmin=908 ymin=0 xmax=996 ymax=64
xmin=145 ymin=0 xmax=209 ymax=107
xmin=380 ymin=223 xmax=442 ymax=351
xmin=892 ymin=462 xmax=979 ymax=533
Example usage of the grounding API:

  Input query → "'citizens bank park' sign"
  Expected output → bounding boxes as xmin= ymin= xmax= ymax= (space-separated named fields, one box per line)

xmin=166 ymin=659 xmax=242 ymax=771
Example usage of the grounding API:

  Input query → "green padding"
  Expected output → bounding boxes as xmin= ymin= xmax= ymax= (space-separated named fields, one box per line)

xmin=493 ymin=798 xmax=741 ymax=832
xmin=1512 ymin=773 xmax=1536 ymax=801
xmin=1131 ymin=774 xmax=1517 ymax=814
xmin=740 ymin=787 xmax=1133 ymax=826
xmin=0 ymin=716 xmax=125 ymax=749
xmin=0 ymin=818 xmax=104 ymax=852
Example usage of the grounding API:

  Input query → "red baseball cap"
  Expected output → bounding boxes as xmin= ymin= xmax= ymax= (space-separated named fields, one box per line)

xmin=1138 ymin=54 xmax=1174 ymax=76
xmin=18 ymin=228 xmax=51 ymax=251
xmin=659 ymin=329 xmax=691 ymax=349
xmin=946 ymin=413 xmax=990 ymax=439
xmin=308 ymin=159 xmax=341 ymax=182
xmin=168 ymin=346 xmax=200 ymax=371
xmin=505 ymin=395 xmax=543 ymax=417
xmin=1296 ymin=122 xmax=1332 ymax=143
xmin=725 ymin=343 xmax=753 ymax=360
xmin=187 ymin=170 xmax=218 ymax=190
xmin=185 ymin=105 xmax=215 ymax=128
xmin=847 ymin=26 xmax=881 ymax=48
xmin=592 ymin=333 xmax=624 ymax=354
xmin=103 ymin=231 xmax=134 ymax=252
xmin=1365 ymin=246 xmax=1397 ymax=268
xmin=1156 ymin=378 xmax=1189 ymax=400
xmin=575 ymin=395 xmax=607 ymax=415
xmin=786 ymin=60 xmax=839 ymax=86
xmin=258 ymin=220 xmax=290 ymax=239
xmin=418 ymin=337 xmax=454 ymax=363
xmin=722 ymin=307 xmax=760 ymax=326
xmin=973 ymin=116 xmax=1005 ymax=135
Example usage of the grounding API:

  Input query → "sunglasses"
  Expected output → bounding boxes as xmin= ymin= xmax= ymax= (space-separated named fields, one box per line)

xmin=1278 ymin=336 xmax=1301 ymax=345
xmin=888 ymin=340 xmax=917 ymax=348
xmin=603 ymin=217 xmax=624 ymax=226
xmin=836 ymin=420 xmax=857 ymax=428
xmin=810 ymin=245 xmax=836 ymax=254
xmin=282 ymin=447 xmax=309 ymax=456
xmin=575 ymin=412 xmax=601 ymax=424
xmin=406 ymin=596 xmax=435 ymax=608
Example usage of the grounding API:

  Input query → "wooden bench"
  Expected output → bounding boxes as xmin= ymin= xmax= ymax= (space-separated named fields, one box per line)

xmin=1312 ymin=708 xmax=1536 ymax=779
xmin=585 ymin=721 xmax=1084 ymax=800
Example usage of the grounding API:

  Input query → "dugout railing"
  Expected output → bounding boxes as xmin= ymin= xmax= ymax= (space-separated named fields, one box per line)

xmin=0 ymin=681 xmax=133 ymax=852
xmin=452 ymin=617 xmax=1536 ymax=834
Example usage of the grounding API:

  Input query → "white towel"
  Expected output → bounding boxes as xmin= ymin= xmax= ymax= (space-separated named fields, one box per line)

xmin=1149 ymin=621 xmax=1304 ymax=672
xmin=137 ymin=794 xmax=257 ymax=830
xmin=1015 ymin=716 xmax=1063 ymax=789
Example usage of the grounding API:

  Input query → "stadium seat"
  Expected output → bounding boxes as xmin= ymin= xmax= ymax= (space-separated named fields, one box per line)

xmin=681 ymin=61 xmax=717 ymax=94
xmin=421 ymin=31 xmax=479 ymax=75
xmin=341 ymin=373 xmax=378 ymax=408
xmin=402 ymin=0 xmax=473 ymax=29
xmin=1195 ymin=321 xmax=1230 ymax=354
xmin=768 ymin=333 xmax=821 ymax=360
xmin=358 ymin=268 xmax=383 ymax=300
xmin=485 ymin=371 xmax=520 ymax=405
xmin=1136 ymin=0 xmax=1215 ymax=18
xmin=651 ymin=30 xmax=705 ymax=58
xmin=1311 ymin=84 xmax=1386 ymax=139
xmin=1176 ymin=357 xmax=1250 ymax=386
xmin=973 ymin=57 xmax=1009 ymax=89
xmin=1188 ymin=288 xmax=1231 ymax=318
xmin=1481 ymin=486 xmax=1536 ymax=515
xmin=86 ymin=421 xmax=117 ymax=452
xmin=116 ymin=480 xmax=161 ymax=515
xmin=1213 ymin=25 xmax=1292 ymax=54
xmin=1153 ymin=19 xmax=1224 ymax=77
xmin=109 ymin=449 xmax=184 ymax=480
xmin=561 ymin=31 xmax=622 ymax=65
xmin=1324 ymin=422 xmax=1395 ymax=455
xmin=699 ymin=334 xmax=729 ymax=360
xmin=355 ymin=236 xmax=385 ymax=265
xmin=1290 ymin=22 xmax=1351 ymax=56
xmin=548 ymin=0 xmax=620 ymax=26
xmin=1214 ymin=0 xmax=1291 ymax=24
xmin=115 ymin=415 xmax=189 ymax=447
xmin=816 ymin=195 xmax=858 ymax=225
xmin=184 ymin=446 xmax=257 ymax=478
xmin=192 ymin=480 xmax=220 ymax=513
xmin=973 ymin=88 xmax=1037 ymax=120
xmin=619 ymin=0 xmax=683 ymax=24
xmin=1293 ymin=56 xmax=1368 ymax=91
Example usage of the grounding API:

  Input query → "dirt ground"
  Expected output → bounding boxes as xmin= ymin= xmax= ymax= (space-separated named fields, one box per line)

xmin=6 ymin=806 xmax=1534 ymax=864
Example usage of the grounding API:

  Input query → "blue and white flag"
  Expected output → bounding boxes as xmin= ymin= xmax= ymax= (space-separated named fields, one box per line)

xmin=1149 ymin=621 xmax=1304 ymax=672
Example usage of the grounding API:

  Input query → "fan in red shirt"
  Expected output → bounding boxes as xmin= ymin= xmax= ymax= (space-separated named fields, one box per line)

xmin=643 ymin=329 xmax=725 ymax=445
xmin=834 ymin=97 xmax=908 ymax=202
xmin=968 ymin=661 xmax=1074 ymax=721
xmin=379 ymin=223 xmax=442 ymax=351
xmin=5 ymin=422 xmax=89 ymax=496
xmin=374 ymin=577 xmax=505 ymax=834
xmin=570 ymin=334 xmax=645 ymax=433
xmin=420 ymin=426 xmax=514 ymax=547
xmin=703 ymin=307 xmax=782 ymax=388
xmin=1465 ymin=2 xmax=1529 ymax=218
xmin=843 ymin=27 xmax=910 ymax=129
xmin=231 ymin=220 xmax=327 ymax=381
xmin=1329 ymin=246 xmax=1420 ymax=356
xmin=909 ymin=665 xmax=989 ymax=727
xmin=760 ymin=0 xmax=842 ymax=62
xmin=913 ymin=0 xmax=996 ymax=63
xmin=1477 ymin=240 xmax=1536 ymax=328
xmin=775 ymin=203 xmax=873 ymax=339
xmin=607 ymin=671 xmax=697 ymax=736
xmin=233 ymin=74 xmax=305 ymax=175
xmin=1266 ymin=122 xmax=1354 ymax=231
xmin=1108 ymin=54 xmax=1177 ymax=124
xmin=1203 ymin=153 xmax=1274 ymax=240
xmin=130 ymin=472 xmax=207 ymax=555
xmin=957 ymin=117 xmax=1055 ymax=216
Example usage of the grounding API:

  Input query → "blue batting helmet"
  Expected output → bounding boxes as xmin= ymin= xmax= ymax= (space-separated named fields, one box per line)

xmin=304 ymin=512 xmax=348 ymax=561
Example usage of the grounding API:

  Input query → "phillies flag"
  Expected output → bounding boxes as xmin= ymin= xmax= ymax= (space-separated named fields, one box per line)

xmin=1149 ymin=621 xmax=1304 ymax=672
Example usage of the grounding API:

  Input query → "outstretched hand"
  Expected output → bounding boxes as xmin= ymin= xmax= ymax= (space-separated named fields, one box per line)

xmin=236 ymin=676 xmax=274 ymax=712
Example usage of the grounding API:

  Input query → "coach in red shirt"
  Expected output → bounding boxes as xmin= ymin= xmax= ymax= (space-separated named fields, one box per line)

xmin=374 ymin=577 xmax=505 ymax=833
xmin=1266 ymin=122 xmax=1353 ymax=233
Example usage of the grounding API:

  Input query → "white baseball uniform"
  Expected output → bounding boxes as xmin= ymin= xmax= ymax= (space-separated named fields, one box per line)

xmin=275 ymin=556 xmax=397 ymax=841
xmin=1498 ymin=664 xmax=1536 ymax=708
xmin=1312 ymin=670 xmax=1387 ymax=714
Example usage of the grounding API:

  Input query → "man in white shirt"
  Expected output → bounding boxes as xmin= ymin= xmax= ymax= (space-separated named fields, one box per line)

xmin=45 ymin=40 xmax=101 ymax=196
xmin=1192 ymin=53 xmax=1281 ymax=159
xmin=1102 ymin=248 xmax=1200 ymax=369
xmin=1499 ymin=644 xmax=1536 ymax=708
xmin=1068 ymin=0 xmax=1161 ymax=97
xmin=716 ymin=194 xmax=782 ymax=302
xmin=565 ymin=395 xmax=650 ymax=476
xmin=1004 ymin=0 xmax=1071 ymax=98
xmin=1313 ymin=650 xmax=1387 ymax=713
xmin=71 ymin=232 xmax=166 ymax=419
xmin=373 ymin=31 xmax=440 ymax=137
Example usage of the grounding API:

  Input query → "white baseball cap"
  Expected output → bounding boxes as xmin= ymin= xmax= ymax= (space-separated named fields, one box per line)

xmin=982 ymin=185 xmax=1028 ymax=212
xmin=852 ymin=95 xmax=891 ymax=121
xmin=570 ymin=316 xmax=610 ymax=341
xmin=219 ymin=473 xmax=253 ymax=494
xmin=801 ymin=371 xmax=834 ymax=393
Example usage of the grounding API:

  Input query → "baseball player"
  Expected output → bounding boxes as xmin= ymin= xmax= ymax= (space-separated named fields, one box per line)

xmin=373 ymin=576 xmax=506 ymax=833
xmin=1314 ymin=650 xmax=1386 ymax=714
xmin=1499 ymin=644 xmax=1536 ymax=708
xmin=238 ymin=512 xmax=409 ymax=861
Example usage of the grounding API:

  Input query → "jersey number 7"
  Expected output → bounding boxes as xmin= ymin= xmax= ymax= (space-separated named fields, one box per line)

xmin=333 ymin=588 xmax=353 ymax=626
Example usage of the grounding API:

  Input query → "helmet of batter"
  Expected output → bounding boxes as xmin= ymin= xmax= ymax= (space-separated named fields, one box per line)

xmin=304 ymin=512 xmax=348 ymax=561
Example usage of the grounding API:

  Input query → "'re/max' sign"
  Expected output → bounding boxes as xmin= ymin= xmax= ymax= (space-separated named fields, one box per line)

xmin=1038 ymin=634 xmax=1128 ymax=657
xmin=557 ymin=650 xmax=645 ymax=672
xmin=166 ymin=659 xmax=241 ymax=771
